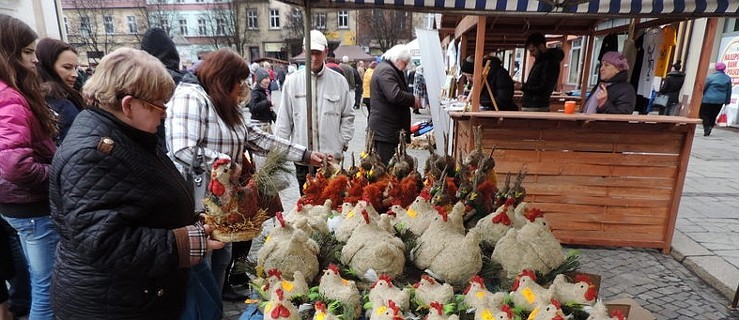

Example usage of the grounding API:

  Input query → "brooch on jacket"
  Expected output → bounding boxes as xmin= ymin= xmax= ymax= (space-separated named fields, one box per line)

xmin=97 ymin=137 xmax=115 ymax=154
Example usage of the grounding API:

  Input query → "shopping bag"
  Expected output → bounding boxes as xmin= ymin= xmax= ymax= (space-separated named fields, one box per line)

xmin=716 ymin=105 xmax=729 ymax=127
xmin=653 ymin=94 xmax=668 ymax=107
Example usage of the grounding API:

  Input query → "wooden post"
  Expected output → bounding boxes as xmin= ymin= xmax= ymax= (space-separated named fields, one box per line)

xmin=304 ymin=2 xmax=313 ymax=153
xmin=579 ymin=34 xmax=594 ymax=104
xmin=688 ymin=18 xmax=718 ymax=119
xmin=471 ymin=16 xmax=486 ymax=112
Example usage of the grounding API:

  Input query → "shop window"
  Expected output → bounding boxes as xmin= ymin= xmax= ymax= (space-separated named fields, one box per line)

xmin=568 ymin=39 xmax=583 ymax=84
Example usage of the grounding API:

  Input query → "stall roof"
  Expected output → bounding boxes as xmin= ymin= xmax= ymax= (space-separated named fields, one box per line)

xmin=438 ymin=14 xmax=685 ymax=52
xmin=252 ymin=57 xmax=289 ymax=65
xmin=282 ymin=0 xmax=737 ymax=17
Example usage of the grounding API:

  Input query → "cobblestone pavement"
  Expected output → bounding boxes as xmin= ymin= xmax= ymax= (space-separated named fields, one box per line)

xmin=223 ymin=91 xmax=739 ymax=319
xmin=577 ymin=247 xmax=738 ymax=319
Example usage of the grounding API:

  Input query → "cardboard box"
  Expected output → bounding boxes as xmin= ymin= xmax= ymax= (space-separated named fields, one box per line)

xmin=606 ymin=298 xmax=656 ymax=320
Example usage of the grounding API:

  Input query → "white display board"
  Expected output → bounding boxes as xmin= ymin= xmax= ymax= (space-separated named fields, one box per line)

xmin=415 ymin=28 xmax=447 ymax=153
xmin=717 ymin=35 xmax=739 ymax=127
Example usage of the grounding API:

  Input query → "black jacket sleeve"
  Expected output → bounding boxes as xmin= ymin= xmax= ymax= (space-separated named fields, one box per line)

xmin=598 ymin=83 xmax=636 ymax=114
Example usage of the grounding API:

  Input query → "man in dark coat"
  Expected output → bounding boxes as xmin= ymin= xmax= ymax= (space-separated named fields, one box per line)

xmin=369 ymin=44 xmax=418 ymax=165
xmin=519 ymin=32 xmax=565 ymax=111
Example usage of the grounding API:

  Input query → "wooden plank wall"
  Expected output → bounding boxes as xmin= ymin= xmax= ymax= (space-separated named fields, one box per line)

xmin=454 ymin=117 xmax=695 ymax=253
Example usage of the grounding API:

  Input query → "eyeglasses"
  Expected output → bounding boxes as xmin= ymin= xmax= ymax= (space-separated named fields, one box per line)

xmin=240 ymin=79 xmax=250 ymax=89
xmin=135 ymin=96 xmax=167 ymax=113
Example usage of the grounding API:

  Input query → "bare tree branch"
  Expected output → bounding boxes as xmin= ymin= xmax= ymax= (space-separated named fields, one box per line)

xmin=283 ymin=7 xmax=304 ymax=40
xmin=357 ymin=9 xmax=412 ymax=52
xmin=64 ymin=0 xmax=124 ymax=64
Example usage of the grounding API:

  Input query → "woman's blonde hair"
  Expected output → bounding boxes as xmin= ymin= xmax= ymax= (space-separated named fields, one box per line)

xmin=83 ymin=47 xmax=174 ymax=111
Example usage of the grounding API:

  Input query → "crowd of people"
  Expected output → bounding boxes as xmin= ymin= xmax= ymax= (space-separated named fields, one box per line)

xmin=0 ymin=14 xmax=328 ymax=320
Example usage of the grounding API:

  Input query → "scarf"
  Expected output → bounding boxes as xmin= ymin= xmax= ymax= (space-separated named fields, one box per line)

xmin=582 ymin=86 xmax=601 ymax=114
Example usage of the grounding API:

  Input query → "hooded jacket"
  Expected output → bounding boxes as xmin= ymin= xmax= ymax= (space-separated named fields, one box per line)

xmin=142 ymin=27 xmax=184 ymax=152
xmin=141 ymin=28 xmax=184 ymax=85
xmin=0 ymin=81 xmax=56 ymax=217
xmin=521 ymin=47 xmax=565 ymax=109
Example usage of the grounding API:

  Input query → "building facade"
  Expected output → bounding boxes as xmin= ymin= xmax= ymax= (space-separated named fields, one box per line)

xmin=2 ymin=0 xmax=64 ymax=40
xmin=60 ymin=0 xmax=360 ymax=67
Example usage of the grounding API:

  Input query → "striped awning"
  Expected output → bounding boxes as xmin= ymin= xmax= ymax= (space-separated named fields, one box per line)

xmin=319 ymin=0 xmax=739 ymax=17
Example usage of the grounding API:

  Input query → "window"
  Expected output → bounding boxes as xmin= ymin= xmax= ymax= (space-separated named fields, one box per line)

xmin=104 ymin=16 xmax=114 ymax=34
xmin=198 ymin=18 xmax=207 ymax=35
xmin=178 ymin=19 xmax=188 ymax=35
xmin=337 ymin=10 xmax=348 ymax=29
xmin=80 ymin=16 xmax=91 ymax=37
xmin=425 ymin=13 xmax=434 ymax=29
xmin=314 ymin=13 xmax=326 ymax=30
xmin=216 ymin=18 xmax=225 ymax=35
xmin=127 ymin=16 xmax=137 ymax=34
xmin=567 ymin=39 xmax=583 ymax=84
xmin=249 ymin=46 xmax=260 ymax=61
xmin=269 ymin=9 xmax=280 ymax=29
xmin=725 ymin=18 xmax=739 ymax=32
xmin=247 ymin=9 xmax=257 ymax=30
xmin=63 ymin=17 xmax=69 ymax=34
xmin=160 ymin=19 xmax=170 ymax=33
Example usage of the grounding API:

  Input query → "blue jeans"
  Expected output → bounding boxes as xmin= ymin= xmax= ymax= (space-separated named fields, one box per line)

xmin=1 ymin=215 xmax=58 ymax=320
xmin=208 ymin=243 xmax=231 ymax=294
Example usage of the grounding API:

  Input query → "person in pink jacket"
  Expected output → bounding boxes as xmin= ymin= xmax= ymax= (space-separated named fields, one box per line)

xmin=0 ymin=14 xmax=59 ymax=320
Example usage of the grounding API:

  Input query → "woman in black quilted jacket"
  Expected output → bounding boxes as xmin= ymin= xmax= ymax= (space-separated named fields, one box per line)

xmin=48 ymin=48 xmax=224 ymax=319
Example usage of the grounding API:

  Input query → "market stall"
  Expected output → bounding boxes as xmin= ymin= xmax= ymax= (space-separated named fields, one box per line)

xmin=275 ymin=1 xmax=737 ymax=255
xmin=451 ymin=111 xmax=700 ymax=252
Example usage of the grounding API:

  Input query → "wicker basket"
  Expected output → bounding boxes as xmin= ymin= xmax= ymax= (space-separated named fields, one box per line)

xmin=203 ymin=206 xmax=269 ymax=243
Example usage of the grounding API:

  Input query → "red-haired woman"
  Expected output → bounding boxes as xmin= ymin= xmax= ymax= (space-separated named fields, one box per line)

xmin=166 ymin=48 xmax=324 ymax=301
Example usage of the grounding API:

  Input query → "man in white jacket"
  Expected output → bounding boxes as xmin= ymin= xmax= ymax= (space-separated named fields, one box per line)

xmin=275 ymin=30 xmax=355 ymax=194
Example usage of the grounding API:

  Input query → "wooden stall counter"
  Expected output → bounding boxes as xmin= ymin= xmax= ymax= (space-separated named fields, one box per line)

xmin=450 ymin=111 xmax=701 ymax=253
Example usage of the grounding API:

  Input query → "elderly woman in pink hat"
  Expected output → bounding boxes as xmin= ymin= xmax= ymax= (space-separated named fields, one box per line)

xmin=699 ymin=62 xmax=733 ymax=136
xmin=582 ymin=51 xmax=636 ymax=114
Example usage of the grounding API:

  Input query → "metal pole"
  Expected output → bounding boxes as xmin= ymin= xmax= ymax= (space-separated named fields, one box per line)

xmin=303 ymin=1 xmax=314 ymax=169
